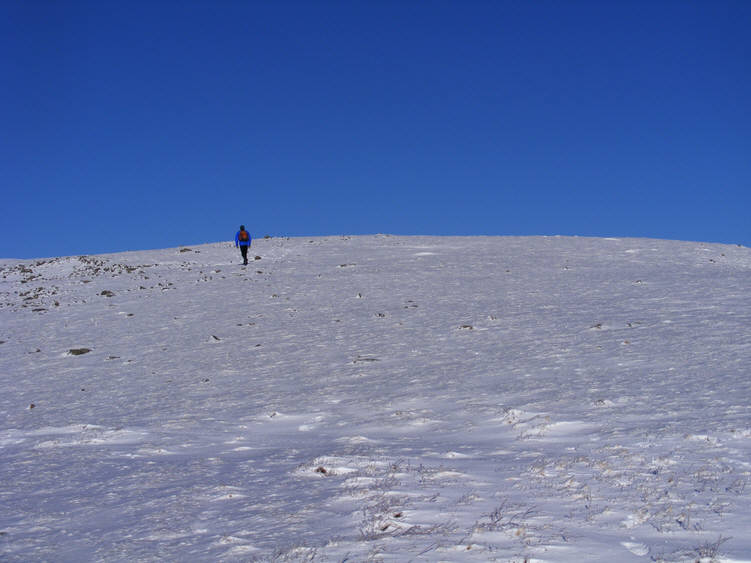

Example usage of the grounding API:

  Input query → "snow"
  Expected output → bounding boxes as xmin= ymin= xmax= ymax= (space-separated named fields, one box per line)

xmin=1 ymin=235 xmax=750 ymax=562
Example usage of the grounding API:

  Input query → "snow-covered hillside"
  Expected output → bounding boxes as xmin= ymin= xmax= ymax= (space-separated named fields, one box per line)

xmin=1 ymin=235 xmax=750 ymax=562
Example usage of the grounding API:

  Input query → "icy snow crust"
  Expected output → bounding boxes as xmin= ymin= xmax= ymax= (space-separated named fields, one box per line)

xmin=1 ymin=235 xmax=750 ymax=562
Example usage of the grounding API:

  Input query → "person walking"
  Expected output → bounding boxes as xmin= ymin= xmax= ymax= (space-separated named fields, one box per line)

xmin=235 ymin=225 xmax=252 ymax=265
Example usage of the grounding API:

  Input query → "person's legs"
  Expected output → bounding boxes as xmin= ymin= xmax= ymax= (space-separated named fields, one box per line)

xmin=240 ymin=245 xmax=248 ymax=264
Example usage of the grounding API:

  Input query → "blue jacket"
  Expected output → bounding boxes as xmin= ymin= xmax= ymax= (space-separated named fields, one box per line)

xmin=235 ymin=230 xmax=252 ymax=247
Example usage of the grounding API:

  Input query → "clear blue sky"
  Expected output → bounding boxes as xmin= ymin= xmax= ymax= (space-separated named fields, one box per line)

xmin=2 ymin=0 xmax=749 ymax=258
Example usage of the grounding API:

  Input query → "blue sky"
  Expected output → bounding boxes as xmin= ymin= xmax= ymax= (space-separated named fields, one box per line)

xmin=2 ymin=0 xmax=749 ymax=258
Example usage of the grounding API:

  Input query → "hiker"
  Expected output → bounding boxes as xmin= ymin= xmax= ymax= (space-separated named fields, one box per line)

xmin=235 ymin=225 xmax=252 ymax=265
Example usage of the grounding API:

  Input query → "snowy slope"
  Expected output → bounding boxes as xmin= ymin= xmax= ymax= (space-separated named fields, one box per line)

xmin=1 ymin=235 xmax=750 ymax=562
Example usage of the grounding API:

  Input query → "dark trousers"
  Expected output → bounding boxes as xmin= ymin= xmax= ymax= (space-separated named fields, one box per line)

xmin=240 ymin=245 xmax=249 ymax=264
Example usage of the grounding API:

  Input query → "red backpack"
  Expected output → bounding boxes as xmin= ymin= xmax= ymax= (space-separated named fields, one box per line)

xmin=238 ymin=230 xmax=249 ymax=242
